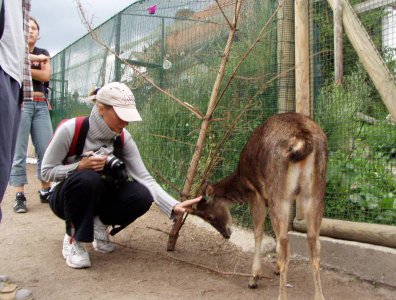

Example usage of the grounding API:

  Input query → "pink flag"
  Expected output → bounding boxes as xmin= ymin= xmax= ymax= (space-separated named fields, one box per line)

xmin=147 ymin=5 xmax=156 ymax=14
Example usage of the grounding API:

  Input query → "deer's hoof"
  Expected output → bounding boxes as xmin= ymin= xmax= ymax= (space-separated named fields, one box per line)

xmin=248 ymin=277 xmax=258 ymax=289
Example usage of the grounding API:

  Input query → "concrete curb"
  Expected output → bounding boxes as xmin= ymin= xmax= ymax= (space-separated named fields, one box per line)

xmin=288 ymin=231 xmax=396 ymax=287
xmin=189 ymin=216 xmax=396 ymax=287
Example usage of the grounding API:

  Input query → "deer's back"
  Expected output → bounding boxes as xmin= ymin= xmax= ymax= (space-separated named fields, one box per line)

xmin=238 ymin=112 xmax=327 ymax=200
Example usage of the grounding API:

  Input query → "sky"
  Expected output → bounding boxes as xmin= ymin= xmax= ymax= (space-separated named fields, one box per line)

xmin=31 ymin=0 xmax=137 ymax=56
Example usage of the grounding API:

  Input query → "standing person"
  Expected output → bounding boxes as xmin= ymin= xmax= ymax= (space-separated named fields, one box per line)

xmin=0 ymin=0 xmax=34 ymax=298
xmin=41 ymin=82 xmax=201 ymax=269
xmin=9 ymin=16 xmax=53 ymax=213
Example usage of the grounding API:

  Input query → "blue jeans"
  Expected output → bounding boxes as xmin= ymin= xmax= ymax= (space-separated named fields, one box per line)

xmin=0 ymin=66 xmax=22 ymax=222
xmin=9 ymin=101 xmax=53 ymax=186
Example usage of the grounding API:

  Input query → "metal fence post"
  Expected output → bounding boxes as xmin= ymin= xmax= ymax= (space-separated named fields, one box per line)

xmin=114 ymin=13 xmax=122 ymax=82
xmin=61 ymin=51 xmax=66 ymax=102
xmin=159 ymin=17 xmax=165 ymax=88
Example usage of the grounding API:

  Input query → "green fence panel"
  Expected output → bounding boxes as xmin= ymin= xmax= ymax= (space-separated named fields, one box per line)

xmin=49 ymin=0 xmax=396 ymax=228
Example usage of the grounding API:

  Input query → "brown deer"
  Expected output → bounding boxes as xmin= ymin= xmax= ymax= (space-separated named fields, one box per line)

xmin=191 ymin=112 xmax=327 ymax=300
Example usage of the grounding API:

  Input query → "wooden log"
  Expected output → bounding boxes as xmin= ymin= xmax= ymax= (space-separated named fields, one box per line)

xmin=293 ymin=217 xmax=396 ymax=249
xmin=327 ymin=0 xmax=396 ymax=123
xmin=334 ymin=0 xmax=343 ymax=85
xmin=354 ymin=0 xmax=396 ymax=14
xmin=295 ymin=0 xmax=311 ymax=116
xmin=356 ymin=112 xmax=377 ymax=124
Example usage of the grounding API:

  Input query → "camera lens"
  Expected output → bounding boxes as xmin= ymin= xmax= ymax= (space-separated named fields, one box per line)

xmin=106 ymin=155 xmax=124 ymax=170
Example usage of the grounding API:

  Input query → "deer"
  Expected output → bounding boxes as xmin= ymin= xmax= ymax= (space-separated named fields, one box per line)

xmin=191 ymin=112 xmax=327 ymax=300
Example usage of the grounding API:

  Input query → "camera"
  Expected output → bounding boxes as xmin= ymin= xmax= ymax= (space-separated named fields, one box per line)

xmin=92 ymin=146 xmax=129 ymax=183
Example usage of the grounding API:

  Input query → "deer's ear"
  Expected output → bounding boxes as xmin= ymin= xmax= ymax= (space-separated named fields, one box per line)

xmin=205 ymin=184 xmax=214 ymax=203
xmin=199 ymin=180 xmax=209 ymax=195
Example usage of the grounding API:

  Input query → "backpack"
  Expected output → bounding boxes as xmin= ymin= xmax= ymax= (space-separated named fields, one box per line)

xmin=53 ymin=116 xmax=124 ymax=160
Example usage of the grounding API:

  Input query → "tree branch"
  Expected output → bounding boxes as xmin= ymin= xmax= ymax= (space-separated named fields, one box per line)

xmin=75 ymin=0 xmax=204 ymax=120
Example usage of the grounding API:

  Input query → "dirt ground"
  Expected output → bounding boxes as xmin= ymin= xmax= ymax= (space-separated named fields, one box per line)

xmin=0 ymin=164 xmax=395 ymax=300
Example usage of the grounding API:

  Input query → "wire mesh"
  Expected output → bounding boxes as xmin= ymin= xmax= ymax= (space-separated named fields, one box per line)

xmin=312 ymin=0 xmax=396 ymax=225
xmin=48 ymin=0 xmax=396 ymax=228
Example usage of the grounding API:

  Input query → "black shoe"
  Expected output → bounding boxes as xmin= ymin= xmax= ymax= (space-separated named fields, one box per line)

xmin=13 ymin=193 xmax=27 ymax=213
xmin=38 ymin=188 xmax=51 ymax=203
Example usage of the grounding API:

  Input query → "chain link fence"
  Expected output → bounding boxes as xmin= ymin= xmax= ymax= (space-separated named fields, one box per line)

xmin=49 ymin=0 xmax=396 ymax=229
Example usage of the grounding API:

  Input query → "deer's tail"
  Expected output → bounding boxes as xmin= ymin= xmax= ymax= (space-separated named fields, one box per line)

xmin=288 ymin=135 xmax=314 ymax=162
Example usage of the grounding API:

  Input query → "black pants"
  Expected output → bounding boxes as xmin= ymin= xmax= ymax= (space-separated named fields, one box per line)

xmin=49 ymin=170 xmax=153 ymax=242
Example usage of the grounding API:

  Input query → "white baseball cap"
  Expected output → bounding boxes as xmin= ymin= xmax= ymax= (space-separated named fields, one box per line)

xmin=89 ymin=82 xmax=142 ymax=122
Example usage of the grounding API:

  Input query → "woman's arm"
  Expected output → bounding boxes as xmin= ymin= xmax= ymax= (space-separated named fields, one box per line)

xmin=41 ymin=120 xmax=79 ymax=182
xmin=29 ymin=53 xmax=48 ymax=63
xmin=122 ymin=135 xmax=202 ymax=217
xmin=30 ymin=55 xmax=51 ymax=82
xmin=30 ymin=48 xmax=51 ymax=82
xmin=122 ymin=132 xmax=180 ymax=217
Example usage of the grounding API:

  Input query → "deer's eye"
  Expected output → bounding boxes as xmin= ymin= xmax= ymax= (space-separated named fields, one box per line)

xmin=206 ymin=215 xmax=214 ymax=222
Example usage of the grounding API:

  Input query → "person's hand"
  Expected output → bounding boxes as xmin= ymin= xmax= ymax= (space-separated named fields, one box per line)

xmin=77 ymin=151 xmax=107 ymax=172
xmin=172 ymin=196 xmax=202 ymax=215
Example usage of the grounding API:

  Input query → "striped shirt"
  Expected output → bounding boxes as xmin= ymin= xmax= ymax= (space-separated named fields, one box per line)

xmin=22 ymin=0 xmax=33 ymax=101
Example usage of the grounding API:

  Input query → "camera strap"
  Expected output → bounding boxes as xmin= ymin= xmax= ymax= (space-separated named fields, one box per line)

xmin=113 ymin=135 xmax=123 ymax=158
xmin=54 ymin=116 xmax=125 ymax=163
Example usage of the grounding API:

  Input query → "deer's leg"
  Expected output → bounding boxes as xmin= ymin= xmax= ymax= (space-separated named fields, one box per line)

xmin=270 ymin=200 xmax=291 ymax=300
xmin=248 ymin=196 xmax=266 ymax=289
xmin=304 ymin=197 xmax=325 ymax=300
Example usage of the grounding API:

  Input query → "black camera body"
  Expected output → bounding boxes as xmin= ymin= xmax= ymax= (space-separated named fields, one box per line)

xmin=93 ymin=147 xmax=129 ymax=183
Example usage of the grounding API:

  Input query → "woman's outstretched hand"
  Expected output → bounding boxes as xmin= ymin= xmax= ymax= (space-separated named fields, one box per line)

xmin=172 ymin=196 xmax=202 ymax=215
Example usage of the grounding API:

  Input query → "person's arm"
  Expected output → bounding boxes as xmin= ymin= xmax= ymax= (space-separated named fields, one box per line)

xmin=122 ymin=131 xmax=185 ymax=218
xmin=41 ymin=120 xmax=80 ymax=182
xmin=42 ymin=120 xmax=108 ymax=182
xmin=29 ymin=53 xmax=48 ymax=63
xmin=30 ymin=49 xmax=50 ymax=82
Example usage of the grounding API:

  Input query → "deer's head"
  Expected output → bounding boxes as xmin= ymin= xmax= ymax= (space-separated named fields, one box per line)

xmin=191 ymin=182 xmax=233 ymax=239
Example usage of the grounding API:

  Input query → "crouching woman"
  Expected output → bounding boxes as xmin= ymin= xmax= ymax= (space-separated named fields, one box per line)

xmin=41 ymin=82 xmax=200 ymax=269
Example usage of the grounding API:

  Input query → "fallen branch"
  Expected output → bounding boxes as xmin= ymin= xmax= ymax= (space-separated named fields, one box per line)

xmin=103 ymin=238 xmax=273 ymax=280
xmin=146 ymin=226 xmax=170 ymax=235
xmin=165 ymin=253 xmax=272 ymax=280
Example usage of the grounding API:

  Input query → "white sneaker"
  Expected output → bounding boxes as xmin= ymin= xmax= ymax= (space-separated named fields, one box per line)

xmin=66 ymin=240 xmax=91 ymax=269
xmin=92 ymin=216 xmax=116 ymax=253
xmin=62 ymin=234 xmax=71 ymax=259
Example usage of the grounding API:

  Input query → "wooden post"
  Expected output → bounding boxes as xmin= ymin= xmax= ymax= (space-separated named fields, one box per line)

xmin=295 ymin=0 xmax=311 ymax=116
xmin=277 ymin=0 xmax=295 ymax=113
xmin=327 ymin=0 xmax=396 ymax=122
xmin=334 ymin=0 xmax=343 ymax=85
xmin=294 ymin=0 xmax=310 ymax=222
